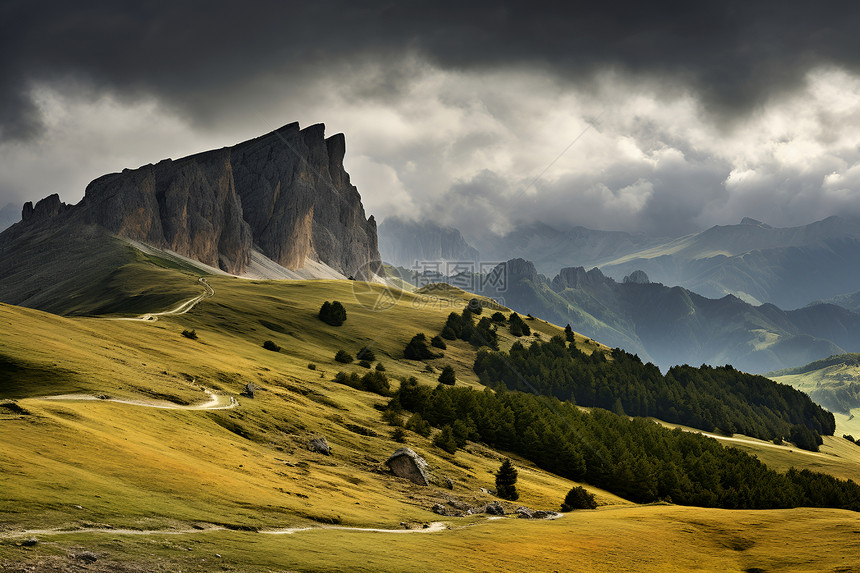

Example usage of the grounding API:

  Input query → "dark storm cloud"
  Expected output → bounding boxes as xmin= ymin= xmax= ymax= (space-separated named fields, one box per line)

xmin=4 ymin=0 xmax=860 ymax=140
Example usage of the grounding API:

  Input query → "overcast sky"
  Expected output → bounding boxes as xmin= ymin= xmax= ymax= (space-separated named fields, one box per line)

xmin=3 ymin=1 xmax=860 ymax=236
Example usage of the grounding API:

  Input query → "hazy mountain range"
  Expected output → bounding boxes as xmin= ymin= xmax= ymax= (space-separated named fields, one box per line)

xmin=378 ymin=217 xmax=478 ymax=267
xmin=470 ymin=260 xmax=860 ymax=374
xmin=382 ymin=215 xmax=860 ymax=311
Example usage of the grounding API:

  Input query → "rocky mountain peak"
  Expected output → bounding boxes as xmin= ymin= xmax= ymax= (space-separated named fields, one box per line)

xmin=623 ymin=270 xmax=650 ymax=284
xmin=552 ymin=266 xmax=610 ymax=291
xmin=739 ymin=217 xmax=772 ymax=229
xmin=22 ymin=194 xmax=70 ymax=223
xmin=503 ymin=258 xmax=540 ymax=283
xmin=7 ymin=122 xmax=379 ymax=277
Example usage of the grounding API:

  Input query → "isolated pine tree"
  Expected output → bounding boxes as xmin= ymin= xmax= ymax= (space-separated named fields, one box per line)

xmin=356 ymin=346 xmax=376 ymax=361
xmin=560 ymin=486 xmax=597 ymax=511
xmin=509 ymin=313 xmax=530 ymax=337
xmin=334 ymin=349 xmax=353 ymax=363
xmin=564 ymin=324 xmax=575 ymax=342
xmin=319 ymin=300 xmax=347 ymax=326
xmin=467 ymin=298 xmax=483 ymax=314
xmin=495 ymin=459 xmax=519 ymax=501
xmin=404 ymin=333 xmax=436 ymax=359
xmin=438 ymin=365 xmax=456 ymax=385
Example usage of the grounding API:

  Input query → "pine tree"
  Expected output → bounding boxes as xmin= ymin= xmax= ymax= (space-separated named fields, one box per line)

xmin=495 ymin=459 xmax=519 ymax=501
xmin=356 ymin=346 xmax=376 ymax=361
xmin=438 ymin=365 xmax=456 ymax=385
xmin=560 ymin=486 xmax=597 ymax=511
xmin=319 ymin=300 xmax=347 ymax=326
xmin=564 ymin=324 xmax=575 ymax=342
xmin=334 ymin=349 xmax=353 ymax=363
xmin=433 ymin=425 xmax=458 ymax=454
xmin=404 ymin=333 xmax=437 ymax=359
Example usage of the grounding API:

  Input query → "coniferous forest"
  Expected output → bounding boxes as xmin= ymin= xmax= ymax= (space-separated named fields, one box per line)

xmin=389 ymin=380 xmax=860 ymax=511
xmin=473 ymin=335 xmax=835 ymax=450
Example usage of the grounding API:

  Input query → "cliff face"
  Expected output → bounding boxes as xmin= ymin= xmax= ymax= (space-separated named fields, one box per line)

xmin=229 ymin=123 xmax=378 ymax=276
xmin=8 ymin=122 xmax=379 ymax=277
xmin=82 ymin=149 xmax=252 ymax=273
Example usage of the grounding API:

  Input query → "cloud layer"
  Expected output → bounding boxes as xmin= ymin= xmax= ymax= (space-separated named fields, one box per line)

xmin=3 ymin=1 xmax=860 ymax=235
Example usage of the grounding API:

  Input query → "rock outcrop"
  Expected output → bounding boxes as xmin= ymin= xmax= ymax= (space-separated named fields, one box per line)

xmin=6 ymin=122 xmax=379 ymax=277
xmin=308 ymin=437 xmax=331 ymax=455
xmin=385 ymin=447 xmax=431 ymax=486
xmin=551 ymin=266 xmax=611 ymax=291
xmin=21 ymin=194 xmax=70 ymax=224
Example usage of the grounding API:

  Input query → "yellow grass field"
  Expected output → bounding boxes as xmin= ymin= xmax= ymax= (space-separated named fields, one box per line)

xmin=2 ymin=268 xmax=860 ymax=571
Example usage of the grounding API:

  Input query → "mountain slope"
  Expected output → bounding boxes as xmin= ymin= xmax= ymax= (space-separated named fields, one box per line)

xmin=768 ymin=354 xmax=860 ymax=416
xmin=3 ymin=267 xmax=860 ymax=570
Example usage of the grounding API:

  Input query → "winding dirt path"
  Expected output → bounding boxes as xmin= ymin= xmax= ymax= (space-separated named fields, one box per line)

xmin=692 ymin=430 xmax=829 ymax=459
xmin=38 ymin=388 xmax=237 ymax=410
xmin=110 ymin=277 xmax=214 ymax=322
xmin=0 ymin=521 xmax=451 ymax=540
xmin=31 ymin=277 xmax=237 ymax=410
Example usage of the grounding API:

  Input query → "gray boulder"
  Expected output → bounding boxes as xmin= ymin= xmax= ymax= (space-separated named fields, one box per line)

xmin=485 ymin=501 xmax=505 ymax=515
xmin=75 ymin=551 xmax=98 ymax=564
xmin=431 ymin=503 xmax=449 ymax=516
xmin=308 ymin=437 xmax=331 ymax=455
xmin=385 ymin=448 xmax=431 ymax=486
xmin=515 ymin=506 xmax=534 ymax=518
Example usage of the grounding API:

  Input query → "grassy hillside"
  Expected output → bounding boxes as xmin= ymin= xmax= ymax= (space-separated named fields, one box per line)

xmin=0 ymin=219 xmax=204 ymax=317
xmin=768 ymin=354 xmax=860 ymax=438
xmin=3 ymin=269 xmax=860 ymax=571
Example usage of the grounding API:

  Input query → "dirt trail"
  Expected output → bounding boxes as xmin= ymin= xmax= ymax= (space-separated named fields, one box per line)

xmin=34 ymin=277 xmax=236 ymax=410
xmin=37 ymin=388 xmax=237 ymax=411
xmin=110 ymin=277 xmax=213 ymax=322
xmin=694 ymin=430 xmax=829 ymax=458
xmin=261 ymin=521 xmax=449 ymax=535
xmin=0 ymin=522 xmax=450 ymax=540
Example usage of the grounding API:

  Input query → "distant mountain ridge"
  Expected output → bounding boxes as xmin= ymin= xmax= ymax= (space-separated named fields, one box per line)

xmin=473 ymin=258 xmax=860 ymax=373
xmin=416 ymin=215 xmax=860 ymax=310
xmin=599 ymin=215 xmax=860 ymax=309
xmin=378 ymin=217 xmax=479 ymax=267
xmin=468 ymin=221 xmax=664 ymax=275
